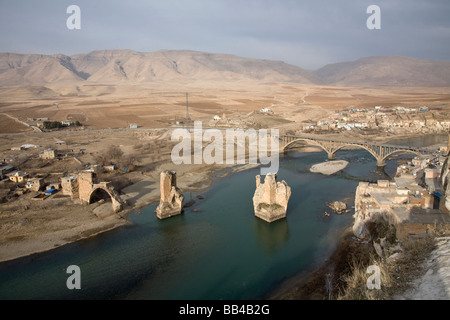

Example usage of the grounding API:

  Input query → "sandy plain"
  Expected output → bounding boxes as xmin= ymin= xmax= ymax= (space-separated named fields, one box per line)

xmin=1 ymin=81 xmax=450 ymax=135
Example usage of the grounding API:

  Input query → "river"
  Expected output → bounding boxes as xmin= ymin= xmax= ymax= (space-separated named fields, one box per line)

xmin=0 ymin=134 xmax=446 ymax=300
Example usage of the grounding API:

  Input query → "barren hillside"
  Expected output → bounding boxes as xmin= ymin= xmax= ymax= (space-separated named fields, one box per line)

xmin=2 ymin=51 xmax=450 ymax=88
xmin=0 ymin=50 xmax=320 ymax=86
xmin=314 ymin=56 xmax=450 ymax=87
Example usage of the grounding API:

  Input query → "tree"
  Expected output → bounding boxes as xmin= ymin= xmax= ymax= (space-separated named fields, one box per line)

xmin=120 ymin=154 xmax=142 ymax=171
xmin=94 ymin=154 xmax=108 ymax=166
xmin=43 ymin=121 xmax=63 ymax=129
xmin=106 ymin=145 xmax=124 ymax=162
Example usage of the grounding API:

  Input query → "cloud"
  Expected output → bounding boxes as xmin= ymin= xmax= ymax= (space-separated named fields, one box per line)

xmin=0 ymin=0 xmax=449 ymax=69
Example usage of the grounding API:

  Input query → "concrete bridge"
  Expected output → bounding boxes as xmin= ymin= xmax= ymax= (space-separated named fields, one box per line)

xmin=280 ymin=135 xmax=426 ymax=167
xmin=129 ymin=125 xmax=427 ymax=168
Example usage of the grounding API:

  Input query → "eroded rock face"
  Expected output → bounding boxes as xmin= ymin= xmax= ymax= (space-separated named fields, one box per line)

xmin=155 ymin=171 xmax=184 ymax=219
xmin=441 ymin=155 xmax=450 ymax=211
xmin=352 ymin=182 xmax=391 ymax=239
xmin=253 ymin=173 xmax=291 ymax=223
xmin=353 ymin=182 xmax=373 ymax=239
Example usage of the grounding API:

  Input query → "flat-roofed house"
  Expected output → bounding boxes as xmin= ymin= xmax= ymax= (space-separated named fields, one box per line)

xmin=9 ymin=171 xmax=27 ymax=183
xmin=39 ymin=149 xmax=56 ymax=160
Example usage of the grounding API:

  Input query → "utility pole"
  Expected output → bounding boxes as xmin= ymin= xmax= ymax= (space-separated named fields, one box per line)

xmin=185 ymin=92 xmax=191 ymax=125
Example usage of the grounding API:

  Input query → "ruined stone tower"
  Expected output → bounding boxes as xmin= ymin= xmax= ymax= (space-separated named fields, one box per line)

xmin=78 ymin=171 xmax=94 ymax=202
xmin=253 ymin=173 xmax=291 ymax=223
xmin=155 ymin=171 xmax=184 ymax=219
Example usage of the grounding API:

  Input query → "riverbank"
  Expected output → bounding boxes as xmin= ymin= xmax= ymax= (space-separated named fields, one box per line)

xmin=270 ymin=215 xmax=448 ymax=300
xmin=269 ymin=228 xmax=438 ymax=300
xmin=268 ymin=223 xmax=361 ymax=300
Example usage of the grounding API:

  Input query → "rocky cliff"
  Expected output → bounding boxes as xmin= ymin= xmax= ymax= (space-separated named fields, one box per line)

xmin=155 ymin=171 xmax=184 ymax=219
xmin=440 ymin=153 xmax=450 ymax=212
xmin=395 ymin=236 xmax=450 ymax=300
xmin=253 ymin=173 xmax=291 ymax=223
xmin=352 ymin=182 xmax=390 ymax=239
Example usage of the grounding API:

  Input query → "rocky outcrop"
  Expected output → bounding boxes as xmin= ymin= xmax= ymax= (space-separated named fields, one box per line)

xmin=155 ymin=171 xmax=184 ymax=219
xmin=253 ymin=173 xmax=291 ymax=223
xmin=327 ymin=201 xmax=348 ymax=214
xmin=440 ymin=153 xmax=450 ymax=211
xmin=395 ymin=237 xmax=450 ymax=300
xmin=352 ymin=182 xmax=390 ymax=239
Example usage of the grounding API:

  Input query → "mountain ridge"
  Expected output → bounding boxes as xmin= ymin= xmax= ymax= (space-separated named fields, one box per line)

xmin=314 ymin=55 xmax=450 ymax=87
xmin=0 ymin=49 xmax=449 ymax=87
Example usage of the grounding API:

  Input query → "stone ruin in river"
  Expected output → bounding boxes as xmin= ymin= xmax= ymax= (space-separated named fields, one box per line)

xmin=253 ymin=173 xmax=291 ymax=223
xmin=155 ymin=170 xmax=184 ymax=219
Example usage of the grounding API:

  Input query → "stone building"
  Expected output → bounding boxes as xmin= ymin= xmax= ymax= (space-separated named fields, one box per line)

xmin=39 ymin=149 xmax=56 ymax=160
xmin=9 ymin=171 xmax=27 ymax=183
xmin=353 ymin=179 xmax=449 ymax=240
xmin=57 ymin=171 xmax=123 ymax=213
xmin=61 ymin=175 xmax=79 ymax=199
xmin=26 ymin=178 xmax=43 ymax=192
xmin=77 ymin=171 xmax=94 ymax=202
xmin=46 ymin=183 xmax=61 ymax=191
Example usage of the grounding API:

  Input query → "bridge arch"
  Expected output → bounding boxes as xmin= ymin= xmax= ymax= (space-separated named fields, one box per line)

xmin=88 ymin=185 xmax=123 ymax=213
xmin=89 ymin=187 xmax=112 ymax=203
xmin=331 ymin=143 xmax=380 ymax=161
xmin=282 ymin=138 xmax=331 ymax=154
xmin=381 ymin=149 xmax=422 ymax=163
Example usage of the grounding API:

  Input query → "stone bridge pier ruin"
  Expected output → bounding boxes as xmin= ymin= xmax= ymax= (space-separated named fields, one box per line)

xmin=78 ymin=172 xmax=123 ymax=213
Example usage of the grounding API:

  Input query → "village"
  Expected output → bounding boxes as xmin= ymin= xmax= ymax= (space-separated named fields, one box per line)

xmin=0 ymin=130 xmax=150 ymax=221
xmin=353 ymin=146 xmax=450 ymax=239
xmin=299 ymin=105 xmax=450 ymax=135
xmin=0 ymin=150 xmax=123 ymax=219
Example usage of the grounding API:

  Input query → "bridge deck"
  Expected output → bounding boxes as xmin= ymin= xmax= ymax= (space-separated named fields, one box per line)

xmin=280 ymin=134 xmax=427 ymax=153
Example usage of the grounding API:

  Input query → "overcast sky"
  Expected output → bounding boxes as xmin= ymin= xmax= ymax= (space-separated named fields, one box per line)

xmin=0 ymin=0 xmax=449 ymax=69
